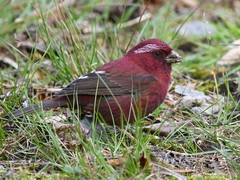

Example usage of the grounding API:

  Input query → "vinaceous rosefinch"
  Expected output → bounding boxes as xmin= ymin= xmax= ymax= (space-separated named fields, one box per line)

xmin=4 ymin=39 xmax=181 ymax=125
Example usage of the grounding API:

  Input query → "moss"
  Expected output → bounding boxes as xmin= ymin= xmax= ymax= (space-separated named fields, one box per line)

xmin=189 ymin=65 xmax=212 ymax=79
xmin=197 ymin=80 xmax=215 ymax=93
xmin=187 ymin=174 xmax=229 ymax=180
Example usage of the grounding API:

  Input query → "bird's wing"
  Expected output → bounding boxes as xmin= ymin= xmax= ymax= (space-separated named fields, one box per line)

xmin=54 ymin=70 xmax=157 ymax=97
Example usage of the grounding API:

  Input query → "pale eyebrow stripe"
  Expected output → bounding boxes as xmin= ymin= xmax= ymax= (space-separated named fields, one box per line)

xmin=134 ymin=44 xmax=160 ymax=54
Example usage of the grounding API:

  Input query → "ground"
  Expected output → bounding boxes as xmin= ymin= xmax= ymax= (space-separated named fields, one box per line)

xmin=0 ymin=0 xmax=239 ymax=179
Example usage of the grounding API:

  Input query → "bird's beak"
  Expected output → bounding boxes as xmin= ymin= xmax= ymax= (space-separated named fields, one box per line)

xmin=166 ymin=50 xmax=182 ymax=64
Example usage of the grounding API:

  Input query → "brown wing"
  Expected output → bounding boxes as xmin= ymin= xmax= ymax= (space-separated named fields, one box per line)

xmin=54 ymin=70 xmax=157 ymax=97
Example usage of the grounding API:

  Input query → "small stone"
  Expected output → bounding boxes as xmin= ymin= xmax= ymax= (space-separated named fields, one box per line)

xmin=178 ymin=21 xmax=216 ymax=37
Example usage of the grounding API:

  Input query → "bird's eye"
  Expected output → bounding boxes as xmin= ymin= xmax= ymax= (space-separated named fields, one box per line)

xmin=154 ymin=51 xmax=163 ymax=58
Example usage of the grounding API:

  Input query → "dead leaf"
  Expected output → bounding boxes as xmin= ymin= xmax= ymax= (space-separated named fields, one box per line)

xmin=139 ymin=152 xmax=148 ymax=168
xmin=175 ymin=0 xmax=198 ymax=8
xmin=16 ymin=39 xmax=47 ymax=56
xmin=93 ymin=0 xmax=141 ymax=23
xmin=1 ymin=83 xmax=13 ymax=89
xmin=163 ymin=93 xmax=176 ymax=106
xmin=143 ymin=0 xmax=165 ymax=11
xmin=107 ymin=158 xmax=126 ymax=166
xmin=44 ymin=115 xmax=67 ymax=123
xmin=186 ymin=82 xmax=197 ymax=89
xmin=174 ymin=0 xmax=199 ymax=14
xmin=55 ymin=122 xmax=91 ymax=149
xmin=0 ymin=56 xmax=18 ymax=69
xmin=143 ymin=121 xmax=185 ymax=136
xmin=218 ymin=46 xmax=240 ymax=65
xmin=163 ymin=99 xmax=175 ymax=106
xmin=149 ymin=163 xmax=186 ymax=180
xmin=43 ymin=115 xmax=91 ymax=149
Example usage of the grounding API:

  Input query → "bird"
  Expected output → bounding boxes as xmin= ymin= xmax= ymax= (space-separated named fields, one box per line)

xmin=4 ymin=39 xmax=182 ymax=126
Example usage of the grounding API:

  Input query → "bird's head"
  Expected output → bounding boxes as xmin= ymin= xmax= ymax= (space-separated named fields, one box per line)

xmin=125 ymin=39 xmax=181 ymax=71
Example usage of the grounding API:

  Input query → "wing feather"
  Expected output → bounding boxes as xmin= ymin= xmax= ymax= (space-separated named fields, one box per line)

xmin=54 ymin=70 xmax=157 ymax=97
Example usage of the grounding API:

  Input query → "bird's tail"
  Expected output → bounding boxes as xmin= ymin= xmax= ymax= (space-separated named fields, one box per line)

xmin=3 ymin=99 xmax=67 ymax=120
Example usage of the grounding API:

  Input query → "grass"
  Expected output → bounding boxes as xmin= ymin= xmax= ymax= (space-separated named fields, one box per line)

xmin=1 ymin=0 xmax=239 ymax=179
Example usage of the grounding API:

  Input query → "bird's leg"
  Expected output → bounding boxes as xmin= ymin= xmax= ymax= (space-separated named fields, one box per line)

xmin=80 ymin=115 xmax=104 ymax=136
